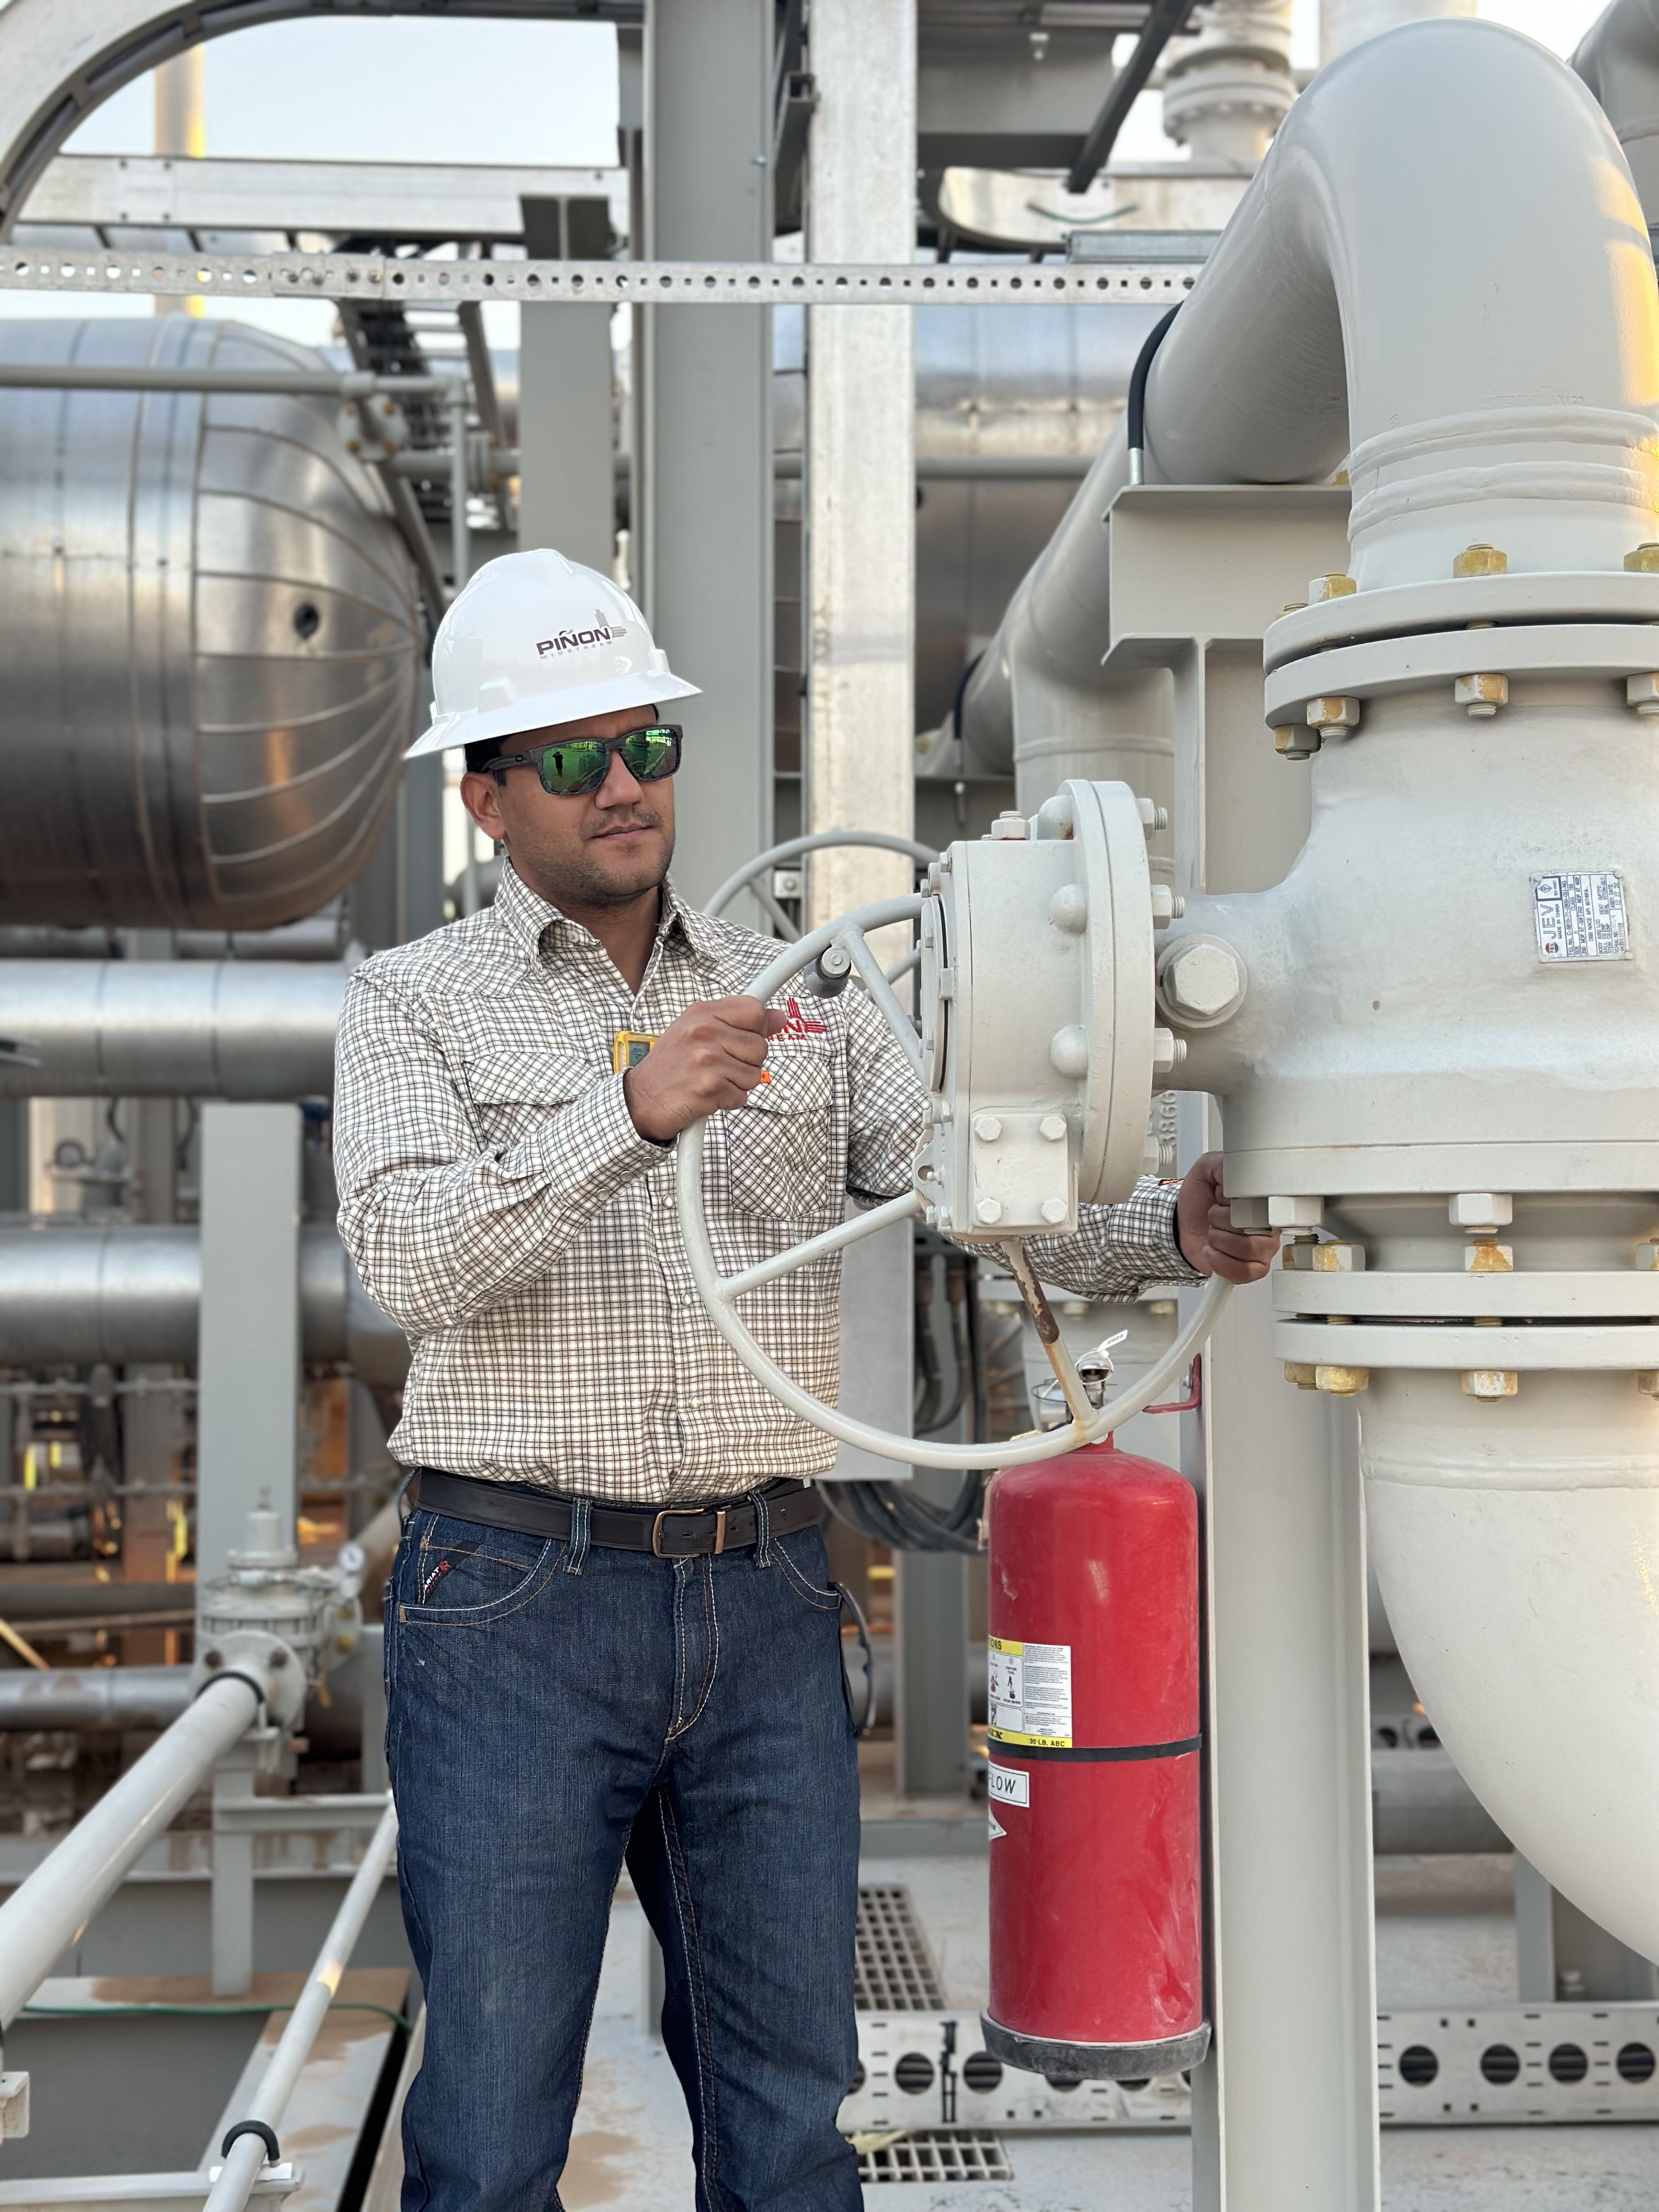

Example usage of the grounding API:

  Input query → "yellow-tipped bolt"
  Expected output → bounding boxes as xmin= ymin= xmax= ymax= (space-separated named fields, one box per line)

xmin=1275 ymin=723 xmax=1321 ymax=759
xmin=1454 ymin=672 xmax=1509 ymax=719
xmin=1307 ymin=695 xmax=1361 ymax=738
xmin=1284 ymin=1362 xmax=1318 ymax=1390
xmin=1453 ymin=543 xmax=1508 ymax=579
xmin=1462 ymin=1369 xmax=1519 ymax=1400
xmin=1464 ymin=1240 xmax=1514 ymax=1274
xmin=1308 ymin=573 xmax=1357 ymax=603
xmin=1626 ymin=544 xmax=1659 ymax=573
xmin=1315 ymin=1364 xmax=1369 ymax=1396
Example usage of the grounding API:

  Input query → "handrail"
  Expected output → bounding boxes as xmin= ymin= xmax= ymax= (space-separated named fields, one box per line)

xmin=204 ymin=1803 xmax=400 ymax=2212
xmin=0 ymin=1673 xmax=259 ymax=2029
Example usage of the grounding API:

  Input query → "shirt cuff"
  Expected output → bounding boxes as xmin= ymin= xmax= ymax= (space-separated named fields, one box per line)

xmin=1150 ymin=1179 xmax=1205 ymax=1283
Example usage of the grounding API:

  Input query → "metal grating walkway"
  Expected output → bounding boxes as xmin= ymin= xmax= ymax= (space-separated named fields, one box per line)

xmin=856 ymin=1885 xmax=947 ymax=2012
xmin=858 ymin=2130 xmax=1014 ymax=2185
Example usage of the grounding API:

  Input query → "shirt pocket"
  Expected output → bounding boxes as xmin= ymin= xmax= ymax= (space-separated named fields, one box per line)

xmin=462 ymin=1048 xmax=596 ymax=1148
xmin=722 ymin=1052 xmax=835 ymax=1220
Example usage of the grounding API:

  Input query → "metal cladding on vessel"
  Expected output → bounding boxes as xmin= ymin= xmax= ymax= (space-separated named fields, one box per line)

xmin=982 ymin=1442 xmax=1206 ymax=2078
xmin=0 ymin=319 xmax=422 ymax=930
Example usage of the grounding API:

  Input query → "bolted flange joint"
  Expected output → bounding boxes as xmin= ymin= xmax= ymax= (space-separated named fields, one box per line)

xmin=189 ymin=1628 xmax=308 ymax=1731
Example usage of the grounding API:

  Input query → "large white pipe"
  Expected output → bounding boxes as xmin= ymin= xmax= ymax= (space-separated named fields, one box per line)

xmin=961 ymin=18 xmax=1659 ymax=776
xmin=1575 ymin=0 xmax=1659 ymax=222
xmin=0 ymin=960 xmax=346 ymax=1098
xmin=0 ymin=1671 xmax=258 ymax=2027
xmin=966 ymin=18 xmax=1659 ymax=1961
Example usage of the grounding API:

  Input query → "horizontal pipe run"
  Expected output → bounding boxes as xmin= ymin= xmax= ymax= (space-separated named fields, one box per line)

xmin=0 ymin=1222 xmax=408 ymax=1386
xmin=202 ymin=1802 xmax=400 ymax=2212
xmin=0 ymin=960 xmax=346 ymax=1098
xmin=0 ymin=1672 xmax=258 ymax=2028
xmin=0 ymin=1664 xmax=194 ymax=1731
xmin=0 ymin=362 xmax=452 ymax=398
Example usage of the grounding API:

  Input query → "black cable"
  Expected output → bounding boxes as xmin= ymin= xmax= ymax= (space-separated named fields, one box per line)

xmin=1126 ymin=303 xmax=1181 ymax=479
xmin=913 ymin=1254 xmax=944 ymax=1432
xmin=1066 ymin=0 xmax=1198 ymax=195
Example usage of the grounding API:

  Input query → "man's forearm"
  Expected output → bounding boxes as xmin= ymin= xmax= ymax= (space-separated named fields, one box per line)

xmin=1018 ymin=1177 xmax=1199 ymax=1300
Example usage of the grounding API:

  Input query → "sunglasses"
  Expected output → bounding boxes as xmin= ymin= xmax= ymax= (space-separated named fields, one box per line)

xmin=489 ymin=723 xmax=683 ymax=798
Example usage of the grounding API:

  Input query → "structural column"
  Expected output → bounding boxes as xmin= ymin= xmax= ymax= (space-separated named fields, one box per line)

xmin=196 ymin=1103 xmax=302 ymax=1581
xmin=518 ymin=195 xmax=615 ymax=571
xmin=804 ymin=0 xmax=917 ymax=938
xmin=641 ymin=0 xmax=773 ymax=911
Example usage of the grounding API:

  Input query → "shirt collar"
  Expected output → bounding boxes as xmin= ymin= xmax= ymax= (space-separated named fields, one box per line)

xmin=492 ymin=857 xmax=721 ymax=971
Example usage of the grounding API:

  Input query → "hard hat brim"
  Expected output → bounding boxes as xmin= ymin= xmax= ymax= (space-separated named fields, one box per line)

xmin=405 ymin=665 xmax=701 ymax=761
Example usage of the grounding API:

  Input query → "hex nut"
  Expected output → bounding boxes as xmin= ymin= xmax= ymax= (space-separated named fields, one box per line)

xmin=1041 ymin=1198 xmax=1068 ymax=1224
xmin=1307 ymin=695 xmax=1361 ymax=737
xmin=1449 ymin=1192 xmax=1513 ymax=1229
xmin=1275 ymin=723 xmax=1321 ymax=759
xmin=1462 ymin=1370 xmax=1519 ymax=1400
xmin=1308 ymin=572 xmax=1356 ymax=602
xmin=1627 ymin=673 xmax=1659 ymax=720
xmin=988 ymin=811 xmax=1029 ymax=842
xmin=1161 ymin=936 xmax=1248 ymax=1024
xmin=1455 ymin=672 xmax=1508 ymax=719
xmin=1311 ymin=1239 xmax=1363 ymax=1271
xmin=1453 ymin=543 xmax=1508 ymax=578
xmin=976 ymin=1198 xmax=1003 ymax=1225
xmin=1314 ymin=1364 xmax=1369 ymax=1397
xmin=974 ymin=1115 xmax=1002 ymax=1142
xmin=1283 ymin=1361 xmax=1317 ymax=1390
xmin=1039 ymin=1114 xmax=1068 ymax=1142
xmin=1626 ymin=544 xmax=1659 ymax=573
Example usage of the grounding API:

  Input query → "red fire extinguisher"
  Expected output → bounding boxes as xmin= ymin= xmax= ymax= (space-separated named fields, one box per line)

xmin=981 ymin=1437 xmax=1209 ymax=2079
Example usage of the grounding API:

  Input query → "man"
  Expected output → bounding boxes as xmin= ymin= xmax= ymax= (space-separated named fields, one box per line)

xmin=334 ymin=548 xmax=1278 ymax=2212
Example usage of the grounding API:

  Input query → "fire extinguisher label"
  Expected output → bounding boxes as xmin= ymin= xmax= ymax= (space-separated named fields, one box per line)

xmin=986 ymin=1635 xmax=1073 ymax=1747
xmin=986 ymin=1764 xmax=1030 ymax=1809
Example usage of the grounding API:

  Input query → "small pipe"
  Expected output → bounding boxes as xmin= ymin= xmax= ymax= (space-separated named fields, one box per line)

xmin=0 ymin=1672 xmax=259 ymax=2028
xmin=0 ymin=362 xmax=449 ymax=397
xmin=202 ymin=1803 xmax=399 ymax=2212
xmin=0 ymin=1665 xmax=193 ymax=1730
xmin=449 ymin=391 xmax=470 ymax=595
xmin=1068 ymin=0 xmax=1199 ymax=194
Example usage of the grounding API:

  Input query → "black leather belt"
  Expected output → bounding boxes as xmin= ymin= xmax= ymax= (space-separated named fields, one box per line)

xmin=408 ymin=1466 xmax=819 ymax=1560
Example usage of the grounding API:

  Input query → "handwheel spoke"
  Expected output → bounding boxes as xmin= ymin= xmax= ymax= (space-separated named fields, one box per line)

xmin=882 ymin=945 xmax=921 ymax=987
xmin=840 ymin=927 xmax=924 ymax=1076
xmin=718 ymin=1189 xmax=925 ymax=1301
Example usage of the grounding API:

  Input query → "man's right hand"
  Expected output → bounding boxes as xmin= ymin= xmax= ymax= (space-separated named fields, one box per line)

xmin=623 ymin=996 xmax=787 ymax=1144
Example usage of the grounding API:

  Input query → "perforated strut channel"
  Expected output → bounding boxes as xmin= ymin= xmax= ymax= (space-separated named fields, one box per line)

xmin=0 ymin=251 xmax=1205 ymax=307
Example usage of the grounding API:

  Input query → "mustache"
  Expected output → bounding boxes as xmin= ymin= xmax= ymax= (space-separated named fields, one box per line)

xmin=583 ymin=807 xmax=663 ymax=840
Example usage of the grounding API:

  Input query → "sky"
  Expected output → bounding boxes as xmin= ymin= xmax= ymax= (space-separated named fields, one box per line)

xmin=0 ymin=1 xmax=1613 ymax=341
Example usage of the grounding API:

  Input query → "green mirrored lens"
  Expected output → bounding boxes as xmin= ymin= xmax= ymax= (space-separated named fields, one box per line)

xmin=533 ymin=741 xmax=610 ymax=794
xmin=619 ymin=729 xmax=678 ymax=781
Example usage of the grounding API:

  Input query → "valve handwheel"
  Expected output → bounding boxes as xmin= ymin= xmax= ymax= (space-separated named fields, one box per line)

xmin=674 ymin=884 xmax=1232 ymax=1471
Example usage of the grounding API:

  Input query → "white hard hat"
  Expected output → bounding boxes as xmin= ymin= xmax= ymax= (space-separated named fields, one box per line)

xmin=407 ymin=546 xmax=699 ymax=760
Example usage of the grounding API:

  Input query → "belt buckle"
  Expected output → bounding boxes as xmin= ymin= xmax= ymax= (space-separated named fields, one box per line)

xmin=651 ymin=1507 xmax=727 ymax=1558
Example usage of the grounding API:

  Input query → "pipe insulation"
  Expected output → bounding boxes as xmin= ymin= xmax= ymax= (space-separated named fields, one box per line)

xmin=961 ymin=16 xmax=1659 ymax=778
xmin=0 ymin=1223 xmax=408 ymax=1387
xmin=1574 ymin=0 xmax=1659 ymax=223
xmin=0 ymin=959 xmax=346 ymax=1098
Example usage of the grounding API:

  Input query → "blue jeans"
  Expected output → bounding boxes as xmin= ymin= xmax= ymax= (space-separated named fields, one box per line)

xmin=385 ymin=1493 xmax=862 ymax=2212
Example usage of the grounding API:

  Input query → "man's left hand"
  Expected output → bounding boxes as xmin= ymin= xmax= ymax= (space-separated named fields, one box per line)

xmin=1175 ymin=1152 xmax=1281 ymax=1283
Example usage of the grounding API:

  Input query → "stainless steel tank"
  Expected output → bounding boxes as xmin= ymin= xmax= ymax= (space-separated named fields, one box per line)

xmin=0 ymin=319 xmax=422 ymax=930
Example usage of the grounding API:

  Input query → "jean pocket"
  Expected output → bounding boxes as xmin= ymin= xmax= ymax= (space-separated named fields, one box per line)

xmin=397 ymin=1510 xmax=561 ymax=1627
xmin=771 ymin=1525 xmax=844 ymax=1612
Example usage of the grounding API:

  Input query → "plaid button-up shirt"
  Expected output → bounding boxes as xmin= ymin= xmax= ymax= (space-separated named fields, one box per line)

xmin=333 ymin=860 xmax=1196 ymax=1504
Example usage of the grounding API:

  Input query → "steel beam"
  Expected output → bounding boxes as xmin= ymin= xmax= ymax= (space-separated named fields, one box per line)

xmin=195 ymin=1106 xmax=302 ymax=1583
xmin=804 ymin=0 xmax=917 ymax=939
xmin=640 ymin=0 xmax=773 ymax=907
xmin=517 ymin=198 xmax=615 ymax=573
xmin=22 ymin=152 xmax=626 ymax=242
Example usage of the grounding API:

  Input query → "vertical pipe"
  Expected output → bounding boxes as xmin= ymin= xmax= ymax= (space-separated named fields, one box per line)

xmin=449 ymin=391 xmax=470 ymax=596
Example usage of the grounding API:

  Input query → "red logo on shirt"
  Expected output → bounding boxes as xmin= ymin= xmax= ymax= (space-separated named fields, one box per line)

xmin=780 ymin=997 xmax=827 ymax=1039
